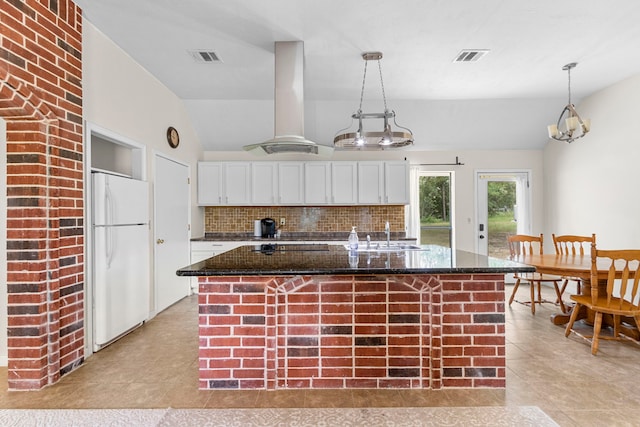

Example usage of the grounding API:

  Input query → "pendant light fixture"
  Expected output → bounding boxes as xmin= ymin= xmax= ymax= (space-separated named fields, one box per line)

xmin=547 ymin=62 xmax=591 ymax=143
xmin=334 ymin=52 xmax=413 ymax=150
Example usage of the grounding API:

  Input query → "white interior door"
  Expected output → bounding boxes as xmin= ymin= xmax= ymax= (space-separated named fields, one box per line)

xmin=476 ymin=171 xmax=531 ymax=257
xmin=154 ymin=154 xmax=190 ymax=314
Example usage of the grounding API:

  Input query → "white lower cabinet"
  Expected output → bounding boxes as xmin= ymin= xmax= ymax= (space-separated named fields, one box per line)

xmin=189 ymin=241 xmax=244 ymax=293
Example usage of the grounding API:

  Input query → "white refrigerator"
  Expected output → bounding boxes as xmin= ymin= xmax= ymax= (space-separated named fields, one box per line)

xmin=92 ymin=172 xmax=150 ymax=351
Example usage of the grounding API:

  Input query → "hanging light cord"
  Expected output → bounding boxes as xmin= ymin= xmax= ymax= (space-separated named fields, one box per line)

xmin=357 ymin=58 xmax=389 ymax=114
xmin=357 ymin=59 xmax=368 ymax=114
xmin=566 ymin=66 xmax=572 ymax=105
xmin=377 ymin=59 xmax=389 ymax=112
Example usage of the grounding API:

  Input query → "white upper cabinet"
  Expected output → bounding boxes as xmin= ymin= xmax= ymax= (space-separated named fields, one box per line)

xmin=384 ymin=161 xmax=410 ymax=204
xmin=358 ymin=161 xmax=385 ymax=204
xmin=197 ymin=160 xmax=409 ymax=206
xmin=331 ymin=162 xmax=358 ymax=204
xmin=251 ymin=162 xmax=278 ymax=205
xmin=197 ymin=162 xmax=223 ymax=205
xmin=197 ymin=162 xmax=250 ymax=205
xmin=224 ymin=162 xmax=251 ymax=205
xmin=304 ymin=162 xmax=331 ymax=204
xmin=278 ymin=162 xmax=304 ymax=204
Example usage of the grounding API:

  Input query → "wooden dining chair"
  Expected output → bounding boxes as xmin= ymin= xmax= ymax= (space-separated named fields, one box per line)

xmin=565 ymin=245 xmax=640 ymax=355
xmin=508 ymin=234 xmax=565 ymax=314
xmin=552 ymin=233 xmax=596 ymax=306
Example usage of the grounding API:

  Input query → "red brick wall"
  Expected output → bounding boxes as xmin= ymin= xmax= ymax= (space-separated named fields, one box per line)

xmin=1 ymin=0 xmax=84 ymax=390
xmin=199 ymin=274 xmax=505 ymax=390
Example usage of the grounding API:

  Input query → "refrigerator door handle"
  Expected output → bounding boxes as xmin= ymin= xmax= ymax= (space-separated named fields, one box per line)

xmin=106 ymin=226 xmax=114 ymax=268
xmin=105 ymin=180 xmax=113 ymax=226
xmin=105 ymin=182 xmax=114 ymax=267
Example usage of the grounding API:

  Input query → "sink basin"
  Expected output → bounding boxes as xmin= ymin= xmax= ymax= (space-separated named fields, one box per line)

xmin=344 ymin=243 xmax=423 ymax=252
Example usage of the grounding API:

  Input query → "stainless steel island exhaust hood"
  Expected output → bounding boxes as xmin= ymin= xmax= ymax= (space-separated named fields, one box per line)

xmin=243 ymin=41 xmax=333 ymax=156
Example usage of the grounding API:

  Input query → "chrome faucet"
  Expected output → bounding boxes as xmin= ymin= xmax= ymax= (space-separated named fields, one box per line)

xmin=384 ymin=221 xmax=390 ymax=247
xmin=366 ymin=234 xmax=371 ymax=249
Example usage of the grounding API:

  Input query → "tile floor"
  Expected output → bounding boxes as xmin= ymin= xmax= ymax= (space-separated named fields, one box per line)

xmin=1 ymin=284 xmax=639 ymax=427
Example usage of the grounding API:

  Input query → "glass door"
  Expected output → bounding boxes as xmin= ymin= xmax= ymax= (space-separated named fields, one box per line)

xmin=418 ymin=173 xmax=453 ymax=248
xmin=476 ymin=172 xmax=530 ymax=258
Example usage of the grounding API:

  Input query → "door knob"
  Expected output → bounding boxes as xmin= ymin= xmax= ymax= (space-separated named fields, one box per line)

xmin=157 ymin=239 xmax=165 ymax=244
xmin=479 ymin=235 xmax=485 ymax=239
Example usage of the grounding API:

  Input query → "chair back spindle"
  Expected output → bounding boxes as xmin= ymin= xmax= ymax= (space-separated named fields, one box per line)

xmin=553 ymin=234 xmax=596 ymax=256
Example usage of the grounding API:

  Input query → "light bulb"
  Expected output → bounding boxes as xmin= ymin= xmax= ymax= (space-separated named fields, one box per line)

xmin=565 ymin=116 xmax=578 ymax=131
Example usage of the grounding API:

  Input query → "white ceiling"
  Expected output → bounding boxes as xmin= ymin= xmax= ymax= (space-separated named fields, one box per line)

xmin=75 ymin=0 xmax=640 ymax=152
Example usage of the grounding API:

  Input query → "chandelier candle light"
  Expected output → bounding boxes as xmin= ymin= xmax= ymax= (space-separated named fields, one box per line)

xmin=334 ymin=52 xmax=414 ymax=150
xmin=547 ymin=62 xmax=591 ymax=143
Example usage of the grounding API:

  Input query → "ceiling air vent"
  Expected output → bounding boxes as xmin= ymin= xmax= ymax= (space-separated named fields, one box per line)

xmin=189 ymin=50 xmax=222 ymax=63
xmin=453 ymin=49 xmax=490 ymax=63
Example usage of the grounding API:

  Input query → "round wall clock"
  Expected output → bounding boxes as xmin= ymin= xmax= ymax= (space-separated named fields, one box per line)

xmin=166 ymin=126 xmax=180 ymax=148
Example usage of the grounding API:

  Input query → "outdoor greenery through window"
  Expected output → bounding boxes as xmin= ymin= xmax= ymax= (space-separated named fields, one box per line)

xmin=487 ymin=181 xmax=517 ymax=258
xmin=419 ymin=174 xmax=451 ymax=248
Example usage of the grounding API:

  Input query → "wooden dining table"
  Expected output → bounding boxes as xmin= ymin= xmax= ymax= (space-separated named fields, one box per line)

xmin=511 ymin=253 xmax=640 ymax=340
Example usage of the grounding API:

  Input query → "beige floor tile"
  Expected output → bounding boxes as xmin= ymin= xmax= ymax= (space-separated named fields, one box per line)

xmin=203 ymin=390 xmax=262 ymax=408
xmin=1 ymin=286 xmax=639 ymax=427
xmin=303 ymin=389 xmax=355 ymax=408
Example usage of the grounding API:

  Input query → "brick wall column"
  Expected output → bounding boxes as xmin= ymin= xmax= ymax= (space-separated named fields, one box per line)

xmin=1 ymin=0 xmax=84 ymax=390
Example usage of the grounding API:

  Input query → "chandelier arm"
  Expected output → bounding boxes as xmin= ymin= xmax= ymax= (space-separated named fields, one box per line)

xmin=392 ymin=113 xmax=413 ymax=135
xmin=333 ymin=116 xmax=356 ymax=138
xmin=567 ymin=104 xmax=589 ymax=133
xmin=556 ymin=105 xmax=570 ymax=128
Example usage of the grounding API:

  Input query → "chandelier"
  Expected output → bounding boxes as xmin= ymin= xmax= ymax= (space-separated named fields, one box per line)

xmin=547 ymin=62 xmax=591 ymax=143
xmin=334 ymin=52 xmax=413 ymax=150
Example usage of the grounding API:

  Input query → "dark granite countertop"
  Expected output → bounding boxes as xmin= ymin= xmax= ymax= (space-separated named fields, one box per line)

xmin=176 ymin=244 xmax=534 ymax=276
xmin=191 ymin=232 xmax=415 ymax=242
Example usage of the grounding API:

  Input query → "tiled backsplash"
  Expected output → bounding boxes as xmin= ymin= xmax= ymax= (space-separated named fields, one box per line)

xmin=204 ymin=206 xmax=406 ymax=234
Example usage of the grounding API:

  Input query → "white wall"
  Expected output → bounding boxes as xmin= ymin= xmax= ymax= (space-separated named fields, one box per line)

xmin=82 ymin=22 xmax=204 ymax=345
xmin=83 ymin=22 xmax=204 ymax=234
xmin=203 ymin=149 xmax=545 ymax=253
xmin=543 ymin=73 xmax=640 ymax=249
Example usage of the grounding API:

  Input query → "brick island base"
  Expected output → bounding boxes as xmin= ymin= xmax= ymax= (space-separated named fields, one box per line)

xmin=198 ymin=274 xmax=505 ymax=390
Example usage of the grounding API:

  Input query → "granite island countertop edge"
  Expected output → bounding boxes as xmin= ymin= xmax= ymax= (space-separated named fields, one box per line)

xmin=177 ymin=244 xmax=534 ymax=277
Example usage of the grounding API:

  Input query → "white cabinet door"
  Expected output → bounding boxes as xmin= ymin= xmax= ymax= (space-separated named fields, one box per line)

xmin=190 ymin=242 xmax=245 ymax=293
xmin=224 ymin=162 xmax=251 ymax=205
xmin=358 ymin=161 xmax=384 ymax=204
xmin=305 ymin=162 xmax=331 ymax=204
xmin=384 ymin=161 xmax=410 ymax=204
xmin=278 ymin=162 xmax=304 ymax=204
xmin=251 ymin=162 xmax=278 ymax=205
xmin=197 ymin=162 xmax=223 ymax=205
xmin=331 ymin=162 xmax=357 ymax=204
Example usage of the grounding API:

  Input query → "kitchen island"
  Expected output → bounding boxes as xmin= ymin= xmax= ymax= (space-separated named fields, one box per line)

xmin=177 ymin=244 xmax=533 ymax=390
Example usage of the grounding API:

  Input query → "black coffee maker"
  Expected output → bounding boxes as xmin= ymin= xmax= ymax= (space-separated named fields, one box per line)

xmin=261 ymin=218 xmax=276 ymax=238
